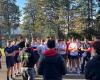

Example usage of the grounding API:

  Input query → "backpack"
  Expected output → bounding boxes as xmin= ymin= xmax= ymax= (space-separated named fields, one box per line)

xmin=31 ymin=47 xmax=40 ymax=62
xmin=32 ymin=50 xmax=40 ymax=63
xmin=21 ymin=52 xmax=30 ymax=67
xmin=21 ymin=48 xmax=40 ymax=67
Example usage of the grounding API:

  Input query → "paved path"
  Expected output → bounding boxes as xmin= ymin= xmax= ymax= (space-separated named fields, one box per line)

xmin=0 ymin=57 xmax=7 ymax=80
xmin=0 ymin=57 xmax=85 ymax=80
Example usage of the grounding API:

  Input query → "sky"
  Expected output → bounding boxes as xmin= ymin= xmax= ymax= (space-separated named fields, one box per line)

xmin=16 ymin=0 xmax=26 ymax=10
xmin=16 ymin=0 xmax=26 ymax=23
xmin=16 ymin=0 xmax=99 ymax=22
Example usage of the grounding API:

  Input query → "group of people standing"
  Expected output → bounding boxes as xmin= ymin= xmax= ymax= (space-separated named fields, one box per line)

xmin=4 ymin=36 xmax=66 ymax=80
xmin=3 ymin=36 xmax=100 ymax=80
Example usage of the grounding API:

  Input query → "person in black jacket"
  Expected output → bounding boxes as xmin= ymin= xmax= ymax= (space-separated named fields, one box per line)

xmin=38 ymin=39 xmax=67 ymax=80
xmin=22 ymin=43 xmax=39 ymax=80
xmin=85 ymin=41 xmax=100 ymax=80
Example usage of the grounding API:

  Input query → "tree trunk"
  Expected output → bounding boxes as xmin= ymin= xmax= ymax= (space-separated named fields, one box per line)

xmin=87 ymin=0 xmax=91 ymax=28
xmin=66 ymin=0 xmax=70 ymax=32
xmin=90 ymin=0 xmax=93 ymax=28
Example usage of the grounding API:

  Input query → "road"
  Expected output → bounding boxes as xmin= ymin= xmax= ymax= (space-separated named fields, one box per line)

xmin=0 ymin=57 xmax=85 ymax=80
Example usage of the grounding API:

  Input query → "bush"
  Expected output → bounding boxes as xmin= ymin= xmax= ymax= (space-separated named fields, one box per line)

xmin=66 ymin=32 xmax=84 ymax=40
xmin=83 ymin=27 xmax=100 ymax=40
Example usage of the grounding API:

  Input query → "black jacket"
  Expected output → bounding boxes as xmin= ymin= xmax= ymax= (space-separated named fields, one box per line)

xmin=85 ymin=55 xmax=100 ymax=80
xmin=38 ymin=49 xmax=67 ymax=80
xmin=25 ymin=48 xmax=39 ymax=68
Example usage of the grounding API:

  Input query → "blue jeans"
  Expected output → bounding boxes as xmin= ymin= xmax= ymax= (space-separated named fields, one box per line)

xmin=28 ymin=68 xmax=35 ymax=80
xmin=81 ymin=52 xmax=91 ymax=73
xmin=22 ymin=68 xmax=35 ymax=80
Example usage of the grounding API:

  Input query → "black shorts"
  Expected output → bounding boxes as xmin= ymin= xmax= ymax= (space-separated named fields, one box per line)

xmin=78 ymin=51 xmax=84 ymax=58
xmin=14 ymin=55 xmax=21 ymax=63
xmin=6 ymin=57 xmax=14 ymax=69
xmin=68 ymin=54 xmax=79 ymax=59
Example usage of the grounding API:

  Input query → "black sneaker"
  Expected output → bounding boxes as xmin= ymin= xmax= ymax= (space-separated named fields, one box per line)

xmin=7 ymin=76 xmax=9 ymax=80
xmin=11 ymin=75 xmax=15 ymax=79
xmin=17 ymin=72 xmax=21 ymax=76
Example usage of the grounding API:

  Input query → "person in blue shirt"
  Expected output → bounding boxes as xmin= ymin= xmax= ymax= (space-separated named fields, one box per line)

xmin=5 ymin=40 xmax=15 ymax=80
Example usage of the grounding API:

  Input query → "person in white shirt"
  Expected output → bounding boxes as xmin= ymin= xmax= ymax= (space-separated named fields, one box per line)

xmin=68 ymin=38 xmax=79 ymax=73
xmin=57 ymin=39 xmax=66 ymax=60
xmin=38 ymin=39 xmax=47 ymax=55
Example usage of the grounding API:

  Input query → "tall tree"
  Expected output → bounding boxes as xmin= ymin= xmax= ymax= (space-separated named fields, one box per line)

xmin=22 ymin=0 xmax=99 ymax=39
xmin=0 ymin=0 xmax=20 ymax=37
xmin=0 ymin=0 xmax=20 ymax=46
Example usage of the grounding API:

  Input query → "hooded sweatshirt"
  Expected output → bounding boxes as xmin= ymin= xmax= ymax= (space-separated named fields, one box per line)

xmin=44 ymin=48 xmax=57 ymax=56
xmin=85 ymin=55 xmax=100 ymax=80
xmin=38 ymin=48 xmax=67 ymax=80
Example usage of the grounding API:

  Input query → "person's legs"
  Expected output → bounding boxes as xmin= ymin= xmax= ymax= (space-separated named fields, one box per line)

xmin=11 ymin=67 xmax=14 ymax=77
xmin=7 ymin=68 xmax=10 ymax=80
xmin=15 ymin=56 xmax=20 ymax=75
xmin=6 ymin=58 xmax=11 ymax=80
xmin=75 ymin=57 xmax=80 ymax=74
xmin=22 ymin=68 xmax=28 ymax=80
xmin=86 ymin=53 xmax=91 ymax=62
xmin=81 ymin=57 xmax=86 ymax=73
xmin=6 ymin=66 xmax=12 ymax=80
xmin=76 ymin=56 xmax=80 ymax=67
xmin=68 ymin=54 xmax=71 ymax=70
xmin=14 ymin=63 xmax=17 ymax=75
xmin=10 ymin=58 xmax=15 ymax=79
xmin=62 ymin=54 xmax=67 ymax=65
xmin=69 ymin=55 xmax=73 ymax=71
xmin=72 ymin=58 xmax=75 ymax=72
xmin=15 ymin=63 xmax=21 ymax=76
xmin=28 ymin=68 xmax=35 ymax=80
xmin=16 ymin=56 xmax=22 ymax=75
xmin=17 ymin=62 xmax=21 ymax=74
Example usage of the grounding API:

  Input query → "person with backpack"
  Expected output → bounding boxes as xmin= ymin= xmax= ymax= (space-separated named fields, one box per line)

xmin=38 ymin=39 xmax=67 ymax=80
xmin=21 ymin=43 xmax=39 ymax=80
